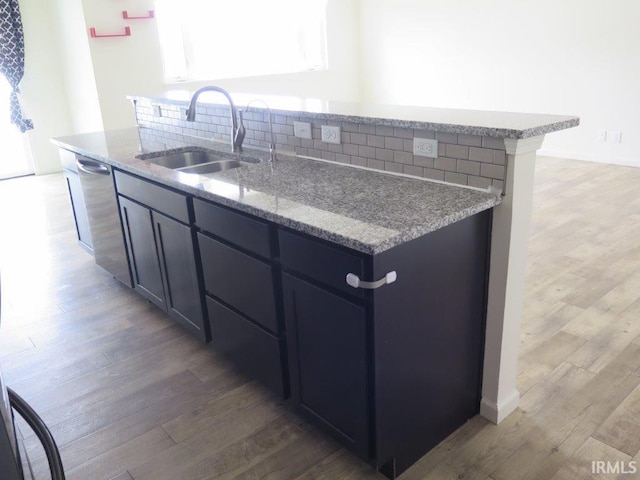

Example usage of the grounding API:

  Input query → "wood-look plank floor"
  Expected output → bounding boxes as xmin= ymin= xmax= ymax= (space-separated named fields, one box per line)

xmin=1 ymin=156 xmax=639 ymax=479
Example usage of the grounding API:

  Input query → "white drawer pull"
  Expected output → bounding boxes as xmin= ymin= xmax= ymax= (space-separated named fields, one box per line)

xmin=346 ymin=271 xmax=397 ymax=289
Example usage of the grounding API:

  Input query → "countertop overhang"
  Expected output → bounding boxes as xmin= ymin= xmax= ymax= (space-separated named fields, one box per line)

xmin=52 ymin=127 xmax=501 ymax=255
xmin=129 ymin=91 xmax=580 ymax=140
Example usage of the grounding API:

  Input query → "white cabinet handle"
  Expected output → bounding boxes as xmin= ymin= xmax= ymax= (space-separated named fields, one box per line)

xmin=346 ymin=271 xmax=397 ymax=289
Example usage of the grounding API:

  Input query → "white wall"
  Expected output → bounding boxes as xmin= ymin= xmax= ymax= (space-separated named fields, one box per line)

xmin=51 ymin=0 xmax=103 ymax=134
xmin=79 ymin=0 xmax=361 ymax=131
xmin=359 ymin=0 xmax=640 ymax=167
xmin=18 ymin=0 xmax=74 ymax=174
xmin=181 ymin=0 xmax=362 ymax=102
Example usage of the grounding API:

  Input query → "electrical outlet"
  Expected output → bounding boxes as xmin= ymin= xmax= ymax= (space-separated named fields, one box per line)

xmin=294 ymin=121 xmax=312 ymax=139
xmin=180 ymin=107 xmax=189 ymax=119
xmin=152 ymin=105 xmax=162 ymax=117
xmin=413 ymin=138 xmax=438 ymax=158
xmin=321 ymin=125 xmax=341 ymax=144
xmin=597 ymin=130 xmax=607 ymax=142
xmin=610 ymin=131 xmax=622 ymax=143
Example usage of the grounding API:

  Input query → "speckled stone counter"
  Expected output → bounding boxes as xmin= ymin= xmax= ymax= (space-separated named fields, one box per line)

xmin=52 ymin=127 xmax=501 ymax=254
xmin=129 ymin=91 xmax=579 ymax=139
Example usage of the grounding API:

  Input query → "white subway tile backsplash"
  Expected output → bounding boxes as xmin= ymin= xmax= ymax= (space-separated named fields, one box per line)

xmin=413 ymin=156 xmax=434 ymax=168
xmin=385 ymin=162 xmax=403 ymax=173
xmin=482 ymin=136 xmax=505 ymax=150
xmin=376 ymin=125 xmax=395 ymax=136
xmin=358 ymin=145 xmax=376 ymax=158
xmin=445 ymin=144 xmax=470 ymax=160
xmin=343 ymin=144 xmax=359 ymax=156
xmin=350 ymin=133 xmax=367 ymax=146
xmin=368 ymin=158 xmax=385 ymax=170
xmin=424 ymin=168 xmax=445 ymax=181
xmin=384 ymin=137 xmax=404 ymax=151
xmin=393 ymin=151 xmax=413 ymax=165
xmin=469 ymin=147 xmax=494 ymax=163
xmin=367 ymin=135 xmax=385 ymax=148
xmin=359 ymin=124 xmax=377 ymax=135
xmin=468 ymin=176 xmax=492 ymax=189
xmin=445 ymin=171 xmax=468 ymax=186
xmin=336 ymin=153 xmax=351 ymax=164
xmin=457 ymin=159 xmax=481 ymax=176
xmin=436 ymin=131 xmax=457 ymax=144
xmin=376 ymin=148 xmax=394 ymax=162
xmin=394 ymin=127 xmax=414 ymax=139
xmin=457 ymin=134 xmax=482 ymax=147
xmin=404 ymin=165 xmax=424 ymax=177
xmin=481 ymin=163 xmax=506 ymax=180
xmin=434 ymin=157 xmax=457 ymax=172
xmin=413 ymin=129 xmax=436 ymax=139
xmin=135 ymin=99 xmax=508 ymax=188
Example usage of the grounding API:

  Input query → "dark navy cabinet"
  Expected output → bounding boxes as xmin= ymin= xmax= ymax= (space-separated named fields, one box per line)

xmin=278 ymin=209 xmax=491 ymax=478
xmin=116 ymin=171 xmax=206 ymax=341
xmin=194 ymin=198 xmax=287 ymax=398
xmin=282 ymin=273 xmax=370 ymax=458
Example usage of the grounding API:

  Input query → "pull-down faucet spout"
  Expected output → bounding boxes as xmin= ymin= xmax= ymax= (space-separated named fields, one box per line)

xmin=186 ymin=86 xmax=245 ymax=152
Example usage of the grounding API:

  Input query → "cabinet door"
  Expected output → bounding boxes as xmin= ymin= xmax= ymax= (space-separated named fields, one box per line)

xmin=282 ymin=273 xmax=369 ymax=458
xmin=64 ymin=169 xmax=93 ymax=253
xmin=119 ymin=196 xmax=165 ymax=309
xmin=154 ymin=212 xmax=206 ymax=340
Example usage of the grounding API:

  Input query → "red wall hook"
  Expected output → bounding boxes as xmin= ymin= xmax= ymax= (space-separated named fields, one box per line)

xmin=89 ymin=26 xmax=131 ymax=38
xmin=122 ymin=10 xmax=155 ymax=20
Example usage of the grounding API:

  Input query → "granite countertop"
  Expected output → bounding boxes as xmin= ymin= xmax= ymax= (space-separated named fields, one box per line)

xmin=129 ymin=91 xmax=579 ymax=139
xmin=52 ymin=127 xmax=501 ymax=254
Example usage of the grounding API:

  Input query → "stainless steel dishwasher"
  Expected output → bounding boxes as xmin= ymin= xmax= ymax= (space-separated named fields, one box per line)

xmin=76 ymin=156 xmax=133 ymax=288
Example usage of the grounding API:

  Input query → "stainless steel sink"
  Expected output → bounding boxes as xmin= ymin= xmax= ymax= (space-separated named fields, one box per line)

xmin=141 ymin=149 xmax=228 ymax=169
xmin=178 ymin=160 xmax=247 ymax=175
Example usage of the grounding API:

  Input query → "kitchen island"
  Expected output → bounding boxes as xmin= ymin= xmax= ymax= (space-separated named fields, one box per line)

xmin=52 ymin=97 xmax=578 ymax=478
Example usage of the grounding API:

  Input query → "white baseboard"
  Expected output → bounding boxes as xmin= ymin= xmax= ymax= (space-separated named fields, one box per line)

xmin=480 ymin=390 xmax=520 ymax=424
xmin=538 ymin=149 xmax=640 ymax=168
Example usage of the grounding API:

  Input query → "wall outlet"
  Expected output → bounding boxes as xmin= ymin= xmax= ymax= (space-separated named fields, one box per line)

xmin=321 ymin=125 xmax=341 ymax=144
xmin=152 ymin=105 xmax=162 ymax=117
xmin=597 ymin=130 xmax=607 ymax=142
xmin=610 ymin=131 xmax=622 ymax=143
xmin=413 ymin=138 xmax=438 ymax=158
xmin=294 ymin=121 xmax=312 ymax=139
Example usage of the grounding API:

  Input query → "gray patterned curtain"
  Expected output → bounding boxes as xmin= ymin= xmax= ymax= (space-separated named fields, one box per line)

xmin=0 ymin=0 xmax=33 ymax=132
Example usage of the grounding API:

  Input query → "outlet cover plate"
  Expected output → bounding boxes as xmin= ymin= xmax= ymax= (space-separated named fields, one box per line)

xmin=152 ymin=105 xmax=162 ymax=117
xmin=321 ymin=125 xmax=341 ymax=144
xmin=294 ymin=121 xmax=312 ymax=139
xmin=610 ymin=131 xmax=622 ymax=143
xmin=414 ymin=138 xmax=438 ymax=158
xmin=597 ymin=130 xmax=607 ymax=142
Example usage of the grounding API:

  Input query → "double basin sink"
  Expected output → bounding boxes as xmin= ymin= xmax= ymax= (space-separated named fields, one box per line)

xmin=138 ymin=148 xmax=253 ymax=175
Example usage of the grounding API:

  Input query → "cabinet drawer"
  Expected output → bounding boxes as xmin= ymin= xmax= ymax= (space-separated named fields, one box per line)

xmin=198 ymin=233 xmax=278 ymax=332
xmin=206 ymin=296 xmax=285 ymax=397
xmin=114 ymin=170 xmax=189 ymax=224
xmin=194 ymin=198 xmax=271 ymax=258
xmin=279 ymin=229 xmax=365 ymax=297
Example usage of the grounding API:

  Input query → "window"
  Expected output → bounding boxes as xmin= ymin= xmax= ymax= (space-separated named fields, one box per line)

xmin=155 ymin=0 xmax=328 ymax=82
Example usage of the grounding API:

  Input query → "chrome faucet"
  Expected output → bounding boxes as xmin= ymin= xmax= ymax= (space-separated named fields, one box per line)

xmin=242 ymin=99 xmax=276 ymax=162
xmin=186 ymin=86 xmax=245 ymax=153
